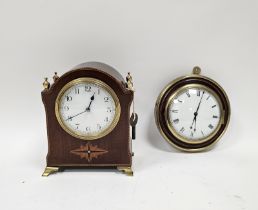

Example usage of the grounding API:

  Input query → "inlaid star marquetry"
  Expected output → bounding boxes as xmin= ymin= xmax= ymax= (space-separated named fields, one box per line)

xmin=70 ymin=143 xmax=108 ymax=162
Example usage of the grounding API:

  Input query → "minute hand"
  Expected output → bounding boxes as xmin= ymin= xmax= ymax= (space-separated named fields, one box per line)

xmin=190 ymin=91 xmax=205 ymax=130
xmin=66 ymin=110 xmax=87 ymax=121
xmin=195 ymin=91 xmax=205 ymax=114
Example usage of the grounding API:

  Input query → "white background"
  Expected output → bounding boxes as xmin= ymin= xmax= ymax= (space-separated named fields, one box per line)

xmin=0 ymin=0 xmax=257 ymax=209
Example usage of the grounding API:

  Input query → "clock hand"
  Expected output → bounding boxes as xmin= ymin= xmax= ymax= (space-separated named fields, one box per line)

xmin=190 ymin=112 xmax=197 ymax=130
xmin=65 ymin=93 xmax=96 ymax=121
xmin=190 ymin=91 xmax=205 ymax=130
xmin=195 ymin=91 xmax=205 ymax=115
xmin=66 ymin=110 xmax=87 ymax=121
xmin=86 ymin=93 xmax=95 ymax=112
xmin=194 ymin=117 xmax=197 ymax=132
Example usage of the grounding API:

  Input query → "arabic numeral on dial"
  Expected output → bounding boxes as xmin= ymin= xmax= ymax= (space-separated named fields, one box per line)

xmin=85 ymin=86 xmax=91 ymax=92
xmin=75 ymin=124 xmax=79 ymax=129
xmin=107 ymin=107 xmax=112 ymax=112
xmin=66 ymin=96 xmax=72 ymax=101
xmin=86 ymin=126 xmax=91 ymax=131
xmin=104 ymin=117 xmax=109 ymax=122
xmin=97 ymin=124 xmax=102 ymax=130
xmin=173 ymin=119 xmax=179 ymax=124
xmin=104 ymin=97 xmax=109 ymax=102
xmin=63 ymin=106 xmax=69 ymax=111
xmin=67 ymin=116 xmax=72 ymax=121
xmin=180 ymin=127 xmax=185 ymax=133
xmin=171 ymin=109 xmax=178 ymax=113
xmin=75 ymin=88 xmax=79 ymax=94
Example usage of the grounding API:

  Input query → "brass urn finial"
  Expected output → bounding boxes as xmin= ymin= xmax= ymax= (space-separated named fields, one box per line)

xmin=43 ymin=78 xmax=50 ymax=90
xmin=53 ymin=72 xmax=59 ymax=82
xmin=126 ymin=72 xmax=134 ymax=91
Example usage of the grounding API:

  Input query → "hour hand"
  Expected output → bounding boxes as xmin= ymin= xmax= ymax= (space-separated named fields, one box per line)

xmin=90 ymin=94 xmax=95 ymax=101
xmin=86 ymin=93 xmax=95 ymax=111
xmin=190 ymin=112 xmax=197 ymax=130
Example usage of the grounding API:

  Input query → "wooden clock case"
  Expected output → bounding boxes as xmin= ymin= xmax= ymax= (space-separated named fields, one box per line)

xmin=42 ymin=62 xmax=134 ymax=176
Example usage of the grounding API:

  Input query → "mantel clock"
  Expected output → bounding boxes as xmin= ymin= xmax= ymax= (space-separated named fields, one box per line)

xmin=42 ymin=62 xmax=137 ymax=176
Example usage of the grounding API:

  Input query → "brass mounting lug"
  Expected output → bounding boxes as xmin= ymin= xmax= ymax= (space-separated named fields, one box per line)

xmin=192 ymin=66 xmax=201 ymax=75
xmin=43 ymin=78 xmax=50 ymax=90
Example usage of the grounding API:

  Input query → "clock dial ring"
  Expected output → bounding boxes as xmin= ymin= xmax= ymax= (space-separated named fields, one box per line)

xmin=155 ymin=73 xmax=230 ymax=152
xmin=165 ymin=83 xmax=224 ymax=144
xmin=55 ymin=77 xmax=121 ymax=141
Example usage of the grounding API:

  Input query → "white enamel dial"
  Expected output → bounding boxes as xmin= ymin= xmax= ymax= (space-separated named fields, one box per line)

xmin=168 ymin=86 xmax=222 ymax=142
xmin=56 ymin=78 xmax=120 ymax=140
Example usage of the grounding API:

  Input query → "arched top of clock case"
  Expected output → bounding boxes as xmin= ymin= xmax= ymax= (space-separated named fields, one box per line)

xmin=43 ymin=62 xmax=132 ymax=97
xmin=72 ymin=62 xmax=125 ymax=83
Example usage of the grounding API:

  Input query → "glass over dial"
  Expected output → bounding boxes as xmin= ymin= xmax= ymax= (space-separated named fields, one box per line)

xmin=167 ymin=85 xmax=222 ymax=143
xmin=56 ymin=78 xmax=120 ymax=140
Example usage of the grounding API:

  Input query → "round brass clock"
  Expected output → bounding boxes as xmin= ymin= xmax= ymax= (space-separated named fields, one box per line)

xmin=155 ymin=67 xmax=230 ymax=152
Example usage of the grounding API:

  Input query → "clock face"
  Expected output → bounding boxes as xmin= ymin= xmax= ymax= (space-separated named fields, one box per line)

xmin=166 ymin=84 xmax=222 ymax=143
xmin=55 ymin=78 xmax=121 ymax=140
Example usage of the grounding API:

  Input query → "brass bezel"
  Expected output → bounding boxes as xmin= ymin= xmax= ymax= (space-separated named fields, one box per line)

xmin=164 ymin=83 xmax=224 ymax=144
xmin=155 ymin=73 xmax=231 ymax=152
xmin=55 ymin=77 xmax=121 ymax=141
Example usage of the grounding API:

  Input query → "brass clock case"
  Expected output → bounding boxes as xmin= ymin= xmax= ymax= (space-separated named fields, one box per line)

xmin=155 ymin=68 xmax=231 ymax=152
xmin=55 ymin=77 xmax=121 ymax=141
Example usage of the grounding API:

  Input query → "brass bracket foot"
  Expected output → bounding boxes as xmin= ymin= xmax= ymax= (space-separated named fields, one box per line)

xmin=117 ymin=166 xmax=133 ymax=176
xmin=42 ymin=167 xmax=59 ymax=177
